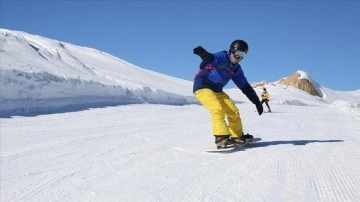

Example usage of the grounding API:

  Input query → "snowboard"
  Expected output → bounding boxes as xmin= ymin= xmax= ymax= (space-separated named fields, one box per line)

xmin=206 ymin=137 xmax=262 ymax=153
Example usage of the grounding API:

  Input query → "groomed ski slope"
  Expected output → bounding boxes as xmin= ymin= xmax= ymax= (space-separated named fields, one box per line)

xmin=1 ymin=103 xmax=360 ymax=202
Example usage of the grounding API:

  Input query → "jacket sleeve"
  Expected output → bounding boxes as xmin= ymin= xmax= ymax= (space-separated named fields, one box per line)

xmin=199 ymin=52 xmax=214 ymax=69
xmin=232 ymin=67 xmax=261 ymax=105
xmin=241 ymin=83 xmax=261 ymax=105
xmin=199 ymin=51 xmax=229 ymax=69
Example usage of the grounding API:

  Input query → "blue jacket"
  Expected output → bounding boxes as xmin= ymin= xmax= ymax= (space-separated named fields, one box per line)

xmin=193 ymin=51 xmax=260 ymax=105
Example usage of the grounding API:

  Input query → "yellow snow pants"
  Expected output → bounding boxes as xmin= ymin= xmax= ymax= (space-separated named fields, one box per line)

xmin=195 ymin=89 xmax=243 ymax=138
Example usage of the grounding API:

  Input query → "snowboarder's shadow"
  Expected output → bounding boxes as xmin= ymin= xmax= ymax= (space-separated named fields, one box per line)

xmin=250 ymin=139 xmax=344 ymax=148
xmin=215 ymin=139 xmax=344 ymax=153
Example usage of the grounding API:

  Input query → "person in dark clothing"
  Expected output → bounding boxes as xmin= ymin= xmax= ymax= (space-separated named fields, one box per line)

xmin=193 ymin=39 xmax=263 ymax=149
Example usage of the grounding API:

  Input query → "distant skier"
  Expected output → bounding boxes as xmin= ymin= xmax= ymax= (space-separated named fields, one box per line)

xmin=193 ymin=39 xmax=263 ymax=149
xmin=261 ymin=87 xmax=272 ymax=112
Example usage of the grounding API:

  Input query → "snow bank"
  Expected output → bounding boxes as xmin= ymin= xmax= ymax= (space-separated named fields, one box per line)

xmin=331 ymin=100 xmax=360 ymax=117
xmin=0 ymin=70 xmax=197 ymax=117
xmin=276 ymin=99 xmax=309 ymax=106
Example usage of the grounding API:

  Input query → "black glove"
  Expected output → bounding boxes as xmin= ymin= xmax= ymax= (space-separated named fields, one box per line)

xmin=255 ymin=102 xmax=263 ymax=115
xmin=193 ymin=46 xmax=208 ymax=58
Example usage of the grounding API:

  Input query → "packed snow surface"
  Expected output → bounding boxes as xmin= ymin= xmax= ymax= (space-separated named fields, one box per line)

xmin=1 ymin=103 xmax=360 ymax=201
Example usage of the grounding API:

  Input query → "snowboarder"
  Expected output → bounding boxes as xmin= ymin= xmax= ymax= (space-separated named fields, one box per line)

xmin=193 ymin=39 xmax=263 ymax=149
xmin=261 ymin=87 xmax=272 ymax=112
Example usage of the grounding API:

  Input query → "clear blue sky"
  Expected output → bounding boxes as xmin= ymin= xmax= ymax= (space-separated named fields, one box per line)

xmin=1 ymin=0 xmax=359 ymax=91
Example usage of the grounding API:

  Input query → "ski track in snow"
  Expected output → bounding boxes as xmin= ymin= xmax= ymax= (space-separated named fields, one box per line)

xmin=1 ymin=104 xmax=360 ymax=202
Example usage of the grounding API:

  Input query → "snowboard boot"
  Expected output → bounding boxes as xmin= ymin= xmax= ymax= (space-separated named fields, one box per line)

xmin=244 ymin=133 xmax=254 ymax=142
xmin=231 ymin=133 xmax=254 ymax=143
xmin=215 ymin=135 xmax=238 ymax=149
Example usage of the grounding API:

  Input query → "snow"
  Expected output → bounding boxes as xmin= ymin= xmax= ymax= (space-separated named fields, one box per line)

xmin=2 ymin=104 xmax=360 ymax=201
xmin=1 ymin=29 xmax=360 ymax=201
xmin=0 ymin=29 xmax=196 ymax=117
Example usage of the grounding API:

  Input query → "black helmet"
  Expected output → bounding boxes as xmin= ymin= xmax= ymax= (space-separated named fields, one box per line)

xmin=229 ymin=40 xmax=248 ymax=53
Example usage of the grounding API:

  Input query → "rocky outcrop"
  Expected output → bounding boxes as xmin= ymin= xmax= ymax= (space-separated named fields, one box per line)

xmin=278 ymin=72 xmax=322 ymax=97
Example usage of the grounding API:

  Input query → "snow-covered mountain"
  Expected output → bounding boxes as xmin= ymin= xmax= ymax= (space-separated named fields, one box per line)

xmin=0 ymin=28 xmax=196 ymax=117
xmin=1 ymin=28 xmax=359 ymax=118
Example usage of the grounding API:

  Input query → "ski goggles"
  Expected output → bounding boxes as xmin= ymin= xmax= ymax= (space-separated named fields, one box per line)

xmin=232 ymin=50 xmax=247 ymax=60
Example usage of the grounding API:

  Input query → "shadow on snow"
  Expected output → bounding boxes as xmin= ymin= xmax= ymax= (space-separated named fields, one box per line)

xmin=208 ymin=139 xmax=344 ymax=153
xmin=250 ymin=139 xmax=344 ymax=147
